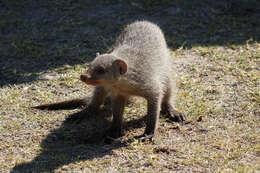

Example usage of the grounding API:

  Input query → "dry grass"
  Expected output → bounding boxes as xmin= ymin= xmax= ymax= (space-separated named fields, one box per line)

xmin=0 ymin=0 xmax=259 ymax=172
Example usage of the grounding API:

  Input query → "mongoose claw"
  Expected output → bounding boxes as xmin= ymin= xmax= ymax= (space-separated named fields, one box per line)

xmin=138 ymin=134 xmax=155 ymax=142
xmin=104 ymin=127 xmax=123 ymax=144
xmin=169 ymin=110 xmax=186 ymax=122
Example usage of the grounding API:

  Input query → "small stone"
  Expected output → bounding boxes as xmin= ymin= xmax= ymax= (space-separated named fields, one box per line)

xmin=38 ymin=72 xmax=59 ymax=80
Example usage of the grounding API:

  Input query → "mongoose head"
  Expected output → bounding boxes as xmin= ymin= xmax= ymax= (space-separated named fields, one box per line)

xmin=80 ymin=54 xmax=127 ymax=86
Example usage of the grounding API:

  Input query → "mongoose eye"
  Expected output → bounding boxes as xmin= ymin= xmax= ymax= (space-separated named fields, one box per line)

xmin=96 ymin=67 xmax=105 ymax=74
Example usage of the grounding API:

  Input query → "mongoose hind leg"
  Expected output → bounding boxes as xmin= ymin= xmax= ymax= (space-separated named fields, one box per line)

xmin=161 ymin=81 xmax=186 ymax=122
xmin=161 ymin=103 xmax=186 ymax=122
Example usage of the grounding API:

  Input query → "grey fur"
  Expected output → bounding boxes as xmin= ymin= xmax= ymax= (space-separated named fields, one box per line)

xmin=81 ymin=21 xmax=186 ymax=139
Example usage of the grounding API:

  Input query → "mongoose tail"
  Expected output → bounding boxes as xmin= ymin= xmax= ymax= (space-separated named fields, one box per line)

xmin=32 ymin=98 xmax=88 ymax=110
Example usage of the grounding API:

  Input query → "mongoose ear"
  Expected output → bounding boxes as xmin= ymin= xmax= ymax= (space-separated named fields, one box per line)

xmin=113 ymin=59 xmax=127 ymax=75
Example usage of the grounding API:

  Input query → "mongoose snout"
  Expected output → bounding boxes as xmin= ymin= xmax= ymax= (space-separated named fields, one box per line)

xmin=80 ymin=74 xmax=101 ymax=86
xmin=80 ymin=74 xmax=90 ymax=82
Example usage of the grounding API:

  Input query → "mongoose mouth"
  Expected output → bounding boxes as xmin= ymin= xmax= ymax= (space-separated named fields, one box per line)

xmin=80 ymin=74 xmax=102 ymax=86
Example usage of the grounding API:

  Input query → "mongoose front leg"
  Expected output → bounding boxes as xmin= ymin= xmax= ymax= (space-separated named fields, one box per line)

xmin=88 ymin=86 xmax=109 ymax=111
xmin=106 ymin=95 xmax=126 ymax=139
xmin=66 ymin=86 xmax=109 ymax=121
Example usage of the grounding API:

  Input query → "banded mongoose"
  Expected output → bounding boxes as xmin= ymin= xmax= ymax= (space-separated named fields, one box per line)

xmin=34 ymin=21 xmax=186 ymax=139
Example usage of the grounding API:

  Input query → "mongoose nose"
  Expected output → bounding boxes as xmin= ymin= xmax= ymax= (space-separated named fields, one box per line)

xmin=80 ymin=74 xmax=89 ymax=82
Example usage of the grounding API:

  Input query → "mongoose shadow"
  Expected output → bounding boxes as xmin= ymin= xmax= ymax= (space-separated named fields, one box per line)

xmin=10 ymin=107 xmax=148 ymax=173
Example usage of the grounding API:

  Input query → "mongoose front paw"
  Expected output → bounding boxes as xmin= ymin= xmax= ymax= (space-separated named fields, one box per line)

xmin=106 ymin=127 xmax=123 ymax=139
xmin=138 ymin=134 xmax=155 ymax=142
xmin=104 ymin=127 xmax=123 ymax=144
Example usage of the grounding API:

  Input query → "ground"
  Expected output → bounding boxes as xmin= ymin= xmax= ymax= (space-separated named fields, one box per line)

xmin=0 ymin=0 xmax=259 ymax=172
